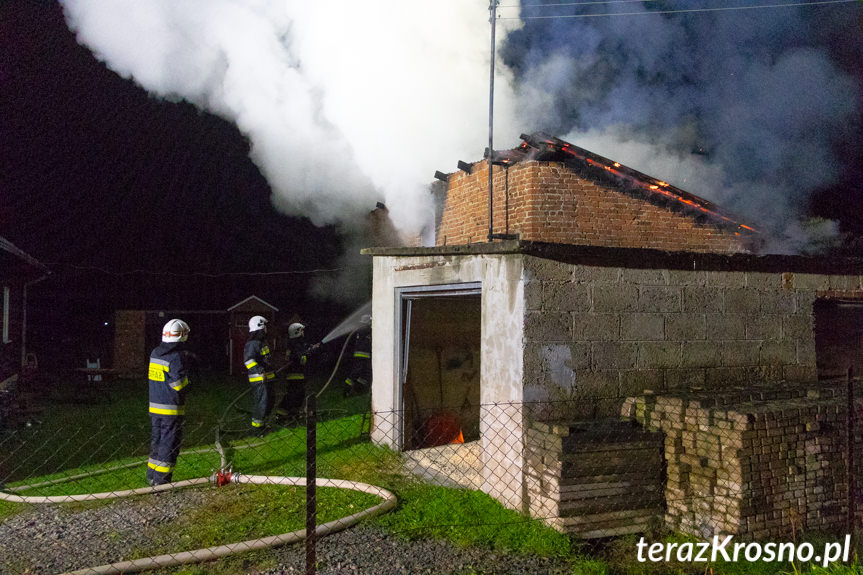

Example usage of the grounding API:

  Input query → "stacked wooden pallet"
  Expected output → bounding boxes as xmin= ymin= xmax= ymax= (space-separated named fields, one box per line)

xmin=525 ymin=420 xmax=664 ymax=538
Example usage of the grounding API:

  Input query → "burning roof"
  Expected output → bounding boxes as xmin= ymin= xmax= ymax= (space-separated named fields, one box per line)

xmin=486 ymin=132 xmax=757 ymax=236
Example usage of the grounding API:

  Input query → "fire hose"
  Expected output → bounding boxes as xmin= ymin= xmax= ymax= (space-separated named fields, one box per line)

xmin=0 ymin=329 xmax=390 ymax=574
xmin=0 ymin=474 xmax=396 ymax=575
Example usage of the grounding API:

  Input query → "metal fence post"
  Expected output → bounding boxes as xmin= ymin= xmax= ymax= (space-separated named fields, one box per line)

xmin=306 ymin=394 xmax=317 ymax=575
xmin=847 ymin=369 xmax=856 ymax=531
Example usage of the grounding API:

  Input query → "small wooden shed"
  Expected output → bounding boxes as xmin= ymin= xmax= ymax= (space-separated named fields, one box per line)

xmin=227 ymin=295 xmax=278 ymax=375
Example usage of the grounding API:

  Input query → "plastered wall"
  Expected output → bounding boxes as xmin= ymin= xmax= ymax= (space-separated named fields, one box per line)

xmin=370 ymin=253 xmax=527 ymax=510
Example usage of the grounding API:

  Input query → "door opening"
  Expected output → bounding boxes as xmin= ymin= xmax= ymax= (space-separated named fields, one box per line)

xmin=814 ymin=299 xmax=863 ymax=379
xmin=399 ymin=285 xmax=481 ymax=451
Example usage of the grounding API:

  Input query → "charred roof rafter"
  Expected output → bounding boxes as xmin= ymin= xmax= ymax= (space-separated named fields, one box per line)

xmin=514 ymin=132 xmax=759 ymax=237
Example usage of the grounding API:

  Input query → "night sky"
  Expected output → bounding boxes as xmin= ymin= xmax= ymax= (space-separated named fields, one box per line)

xmin=0 ymin=2 xmax=348 ymax=365
xmin=2 ymin=1 xmax=862 ymax=367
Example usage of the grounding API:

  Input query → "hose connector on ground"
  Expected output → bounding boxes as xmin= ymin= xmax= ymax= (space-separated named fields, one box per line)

xmin=215 ymin=467 xmax=233 ymax=487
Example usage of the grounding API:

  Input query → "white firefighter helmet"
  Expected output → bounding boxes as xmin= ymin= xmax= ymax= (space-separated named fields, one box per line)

xmin=288 ymin=322 xmax=305 ymax=339
xmin=248 ymin=315 xmax=268 ymax=332
xmin=162 ymin=319 xmax=190 ymax=343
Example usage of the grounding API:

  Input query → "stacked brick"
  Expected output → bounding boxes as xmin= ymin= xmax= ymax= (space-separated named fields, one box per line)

xmin=622 ymin=383 xmax=858 ymax=539
xmin=437 ymin=161 xmax=752 ymax=254
xmin=525 ymin=420 xmax=664 ymax=538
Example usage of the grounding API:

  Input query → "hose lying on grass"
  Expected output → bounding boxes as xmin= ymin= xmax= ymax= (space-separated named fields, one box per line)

xmin=1 ymin=473 xmax=397 ymax=575
xmin=1 ymin=330 xmax=377 ymax=573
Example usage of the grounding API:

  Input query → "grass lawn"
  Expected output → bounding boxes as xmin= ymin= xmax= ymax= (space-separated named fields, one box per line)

xmin=2 ymin=371 xmax=863 ymax=574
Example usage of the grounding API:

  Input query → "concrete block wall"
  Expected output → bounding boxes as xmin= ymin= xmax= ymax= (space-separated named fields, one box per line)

xmin=522 ymin=256 xmax=863 ymax=422
xmin=437 ymin=161 xmax=751 ymax=254
xmin=625 ymin=384 xmax=860 ymax=539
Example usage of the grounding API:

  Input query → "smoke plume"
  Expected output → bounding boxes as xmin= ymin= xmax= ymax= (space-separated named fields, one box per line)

xmin=62 ymin=0 xmax=862 ymax=254
xmin=61 ymin=0 xmax=522 ymax=235
xmin=505 ymin=0 xmax=862 ymax=252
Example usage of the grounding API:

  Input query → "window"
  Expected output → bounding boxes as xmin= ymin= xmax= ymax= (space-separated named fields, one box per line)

xmin=2 ymin=286 xmax=9 ymax=343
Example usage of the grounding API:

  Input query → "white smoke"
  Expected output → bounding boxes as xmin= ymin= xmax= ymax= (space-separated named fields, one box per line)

xmin=62 ymin=1 xmax=861 ymax=255
xmin=509 ymin=3 xmax=862 ymax=253
xmin=61 ymin=0 xmax=523 ymax=234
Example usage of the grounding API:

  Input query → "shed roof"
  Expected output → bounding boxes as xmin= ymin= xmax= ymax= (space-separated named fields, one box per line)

xmin=227 ymin=295 xmax=279 ymax=312
xmin=0 ymin=235 xmax=49 ymax=273
xmin=475 ymin=132 xmax=757 ymax=237
xmin=362 ymin=240 xmax=863 ymax=277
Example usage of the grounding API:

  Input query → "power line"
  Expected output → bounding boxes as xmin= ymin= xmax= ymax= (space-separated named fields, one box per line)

xmin=43 ymin=262 xmax=347 ymax=278
xmin=498 ymin=0 xmax=858 ymax=19
xmin=499 ymin=0 xmax=666 ymax=8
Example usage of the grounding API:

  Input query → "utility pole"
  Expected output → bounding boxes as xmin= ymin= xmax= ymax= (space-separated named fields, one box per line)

xmin=487 ymin=0 xmax=498 ymax=242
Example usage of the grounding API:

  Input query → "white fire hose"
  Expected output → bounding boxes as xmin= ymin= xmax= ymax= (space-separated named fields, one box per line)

xmin=1 ymin=324 xmax=381 ymax=573
xmin=1 ymin=473 xmax=396 ymax=575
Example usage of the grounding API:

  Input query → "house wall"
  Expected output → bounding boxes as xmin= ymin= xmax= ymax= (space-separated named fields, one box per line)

xmin=114 ymin=310 xmax=235 ymax=375
xmin=438 ymin=161 xmax=751 ymax=254
xmin=0 ymin=279 xmax=24 ymax=389
xmin=522 ymin=255 xmax=863 ymax=422
xmin=370 ymin=253 xmax=527 ymax=510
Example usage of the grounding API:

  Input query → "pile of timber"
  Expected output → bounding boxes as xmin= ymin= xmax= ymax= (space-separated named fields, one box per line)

xmin=525 ymin=419 xmax=664 ymax=538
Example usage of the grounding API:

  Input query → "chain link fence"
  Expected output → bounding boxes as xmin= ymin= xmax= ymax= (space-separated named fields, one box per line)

xmin=1 ymin=376 xmax=861 ymax=574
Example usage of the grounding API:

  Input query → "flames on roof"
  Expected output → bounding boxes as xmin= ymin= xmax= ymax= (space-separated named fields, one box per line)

xmin=484 ymin=132 xmax=758 ymax=236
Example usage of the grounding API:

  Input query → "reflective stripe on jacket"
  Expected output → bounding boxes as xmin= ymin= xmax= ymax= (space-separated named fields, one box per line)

xmin=148 ymin=342 xmax=191 ymax=417
xmin=147 ymin=458 xmax=174 ymax=473
xmin=244 ymin=338 xmax=274 ymax=384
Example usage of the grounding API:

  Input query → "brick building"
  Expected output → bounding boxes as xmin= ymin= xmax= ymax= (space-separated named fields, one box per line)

xmin=365 ymin=133 xmax=863 ymax=539
xmin=434 ymin=133 xmax=759 ymax=253
xmin=112 ymin=296 xmax=278 ymax=377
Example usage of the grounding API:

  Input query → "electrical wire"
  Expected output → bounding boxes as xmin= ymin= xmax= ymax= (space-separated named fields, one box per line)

xmin=499 ymin=0 xmax=668 ymax=7
xmin=498 ymin=0 xmax=858 ymax=19
xmin=43 ymin=262 xmax=345 ymax=278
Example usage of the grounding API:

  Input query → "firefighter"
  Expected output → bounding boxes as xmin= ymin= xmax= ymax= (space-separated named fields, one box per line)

xmin=147 ymin=318 xmax=192 ymax=486
xmin=344 ymin=327 xmax=372 ymax=397
xmin=244 ymin=315 xmax=275 ymax=434
xmin=276 ymin=322 xmax=319 ymax=417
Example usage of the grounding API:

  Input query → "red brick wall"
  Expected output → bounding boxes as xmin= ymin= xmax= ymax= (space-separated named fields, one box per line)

xmin=437 ymin=161 xmax=751 ymax=254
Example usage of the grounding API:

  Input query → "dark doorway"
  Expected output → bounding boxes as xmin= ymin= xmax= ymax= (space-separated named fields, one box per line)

xmin=400 ymin=289 xmax=481 ymax=451
xmin=814 ymin=299 xmax=863 ymax=379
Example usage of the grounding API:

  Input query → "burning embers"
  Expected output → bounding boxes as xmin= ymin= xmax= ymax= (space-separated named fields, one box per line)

xmin=497 ymin=132 xmax=760 ymax=236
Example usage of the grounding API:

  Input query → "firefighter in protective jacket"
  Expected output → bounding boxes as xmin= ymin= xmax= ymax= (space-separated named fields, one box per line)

xmin=245 ymin=315 xmax=275 ymax=433
xmin=276 ymin=322 xmax=319 ymax=417
xmin=345 ymin=329 xmax=371 ymax=397
xmin=147 ymin=319 xmax=192 ymax=486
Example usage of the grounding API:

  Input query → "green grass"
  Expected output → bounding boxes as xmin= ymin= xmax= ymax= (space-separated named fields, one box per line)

xmin=373 ymin=484 xmax=571 ymax=557
xmin=5 ymin=372 xmax=863 ymax=575
xmin=130 ymin=483 xmax=380 ymax=555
